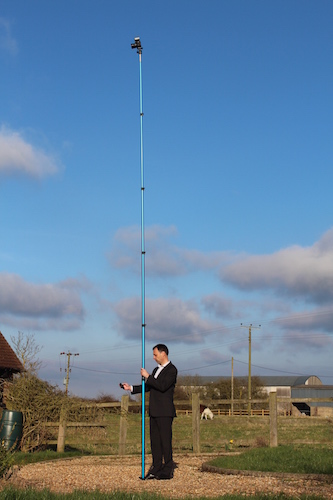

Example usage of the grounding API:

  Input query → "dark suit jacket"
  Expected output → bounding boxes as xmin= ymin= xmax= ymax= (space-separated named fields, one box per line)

xmin=132 ymin=362 xmax=177 ymax=417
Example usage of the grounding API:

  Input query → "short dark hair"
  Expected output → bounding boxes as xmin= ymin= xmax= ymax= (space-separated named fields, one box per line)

xmin=153 ymin=344 xmax=169 ymax=355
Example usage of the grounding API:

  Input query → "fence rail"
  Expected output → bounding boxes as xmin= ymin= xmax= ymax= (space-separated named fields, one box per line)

xmin=51 ymin=394 xmax=333 ymax=454
xmin=177 ymin=408 xmax=271 ymax=416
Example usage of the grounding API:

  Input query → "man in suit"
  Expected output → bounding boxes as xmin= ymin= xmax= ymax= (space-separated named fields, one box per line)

xmin=121 ymin=343 xmax=177 ymax=480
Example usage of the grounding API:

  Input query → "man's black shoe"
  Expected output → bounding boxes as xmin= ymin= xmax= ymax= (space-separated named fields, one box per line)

xmin=155 ymin=471 xmax=173 ymax=480
xmin=143 ymin=473 xmax=156 ymax=480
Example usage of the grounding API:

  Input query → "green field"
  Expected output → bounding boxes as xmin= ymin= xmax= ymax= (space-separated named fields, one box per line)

xmin=43 ymin=413 xmax=333 ymax=455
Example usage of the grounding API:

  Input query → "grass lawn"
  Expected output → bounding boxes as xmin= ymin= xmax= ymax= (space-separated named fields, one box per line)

xmin=0 ymin=487 xmax=329 ymax=499
xmin=11 ymin=449 xmax=87 ymax=466
xmin=207 ymin=444 xmax=333 ymax=475
xmin=0 ymin=488 xmax=329 ymax=499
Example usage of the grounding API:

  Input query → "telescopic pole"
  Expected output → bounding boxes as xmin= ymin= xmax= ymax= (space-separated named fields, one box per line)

xmin=131 ymin=36 xmax=146 ymax=480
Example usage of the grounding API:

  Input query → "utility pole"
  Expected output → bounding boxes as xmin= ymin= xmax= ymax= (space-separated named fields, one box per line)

xmin=57 ymin=351 xmax=78 ymax=453
xmin=60 ymin=351 xmax=79 ymax=395
xmin=231 ymin=357 xmax=234 ymax=416
xmin=240 ymin=324 xmax=261 ymax=415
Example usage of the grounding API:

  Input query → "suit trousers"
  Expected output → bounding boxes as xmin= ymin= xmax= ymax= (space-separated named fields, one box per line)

xmin=149 ymin=416 xmax=174 ymax=476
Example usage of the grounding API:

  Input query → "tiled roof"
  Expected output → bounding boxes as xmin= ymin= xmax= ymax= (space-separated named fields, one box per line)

xmin=255 ymin=375 xmax=320 ymax=386
xmin=0 ymin=332 xmax=24 ymax=372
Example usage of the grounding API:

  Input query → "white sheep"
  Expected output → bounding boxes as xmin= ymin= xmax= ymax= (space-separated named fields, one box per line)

xmin=201 ymin=407 xmax=214 ymax=420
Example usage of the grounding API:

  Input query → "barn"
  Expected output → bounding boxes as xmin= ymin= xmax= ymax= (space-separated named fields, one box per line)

xmin=256 ymin=375 xmax=331 ymax=416
xmin=179 ymin=375 xmax=333 ymax=416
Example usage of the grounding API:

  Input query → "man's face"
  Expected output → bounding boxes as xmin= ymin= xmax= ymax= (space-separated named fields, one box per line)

xmin=153 ymin=348 xmax=165 ymax=365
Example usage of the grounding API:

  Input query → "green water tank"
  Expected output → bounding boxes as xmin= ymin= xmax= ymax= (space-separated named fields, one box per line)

xmin=0 ymin=410 xmax=23 ymax=451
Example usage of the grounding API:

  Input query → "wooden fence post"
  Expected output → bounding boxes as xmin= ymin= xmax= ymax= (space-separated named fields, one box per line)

xmin=57 ymin=406 xmax=66 ymax=453
xmin=269 ymin=391 xmax=278 ymax=447
xmin=119 ymin=394 xmax=129 ymax=455
xmin=192 ymin=393 xmax=200 ymax=454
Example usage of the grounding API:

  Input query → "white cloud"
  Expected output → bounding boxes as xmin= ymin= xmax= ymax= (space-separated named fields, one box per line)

xmin=110 ymin=225 xmax=183 ymax=276
xmin=111 ymin=226 xmax=333 ymax=307
xmin=109 ymin=224 xmax=227 ymax=277
xmin=201 ymin=293 xmax=240 ymax=319
xmin=280 ymin=330 xmax=333 ymax=350
xmin=0 ymin=273 xmax=85 ymax=330
xmin=0 ymin=314 xmax=82 ymax=332
xmin=109 ymin=225 xmax=333 ymax=355
xmin=274 ymin=307 xmax=333 ymax=333
xmin=113 ymin=296 xmax=221 ymax=344
xmin=0 ymin=18 xmax=18 ymax=56
xmin=220 ymin=228 xmax=333 ymax=304
xmin=0 ymin=126 xmax=61 ymax=178
xmin=200 ymin=349 xmax=230 ymax=365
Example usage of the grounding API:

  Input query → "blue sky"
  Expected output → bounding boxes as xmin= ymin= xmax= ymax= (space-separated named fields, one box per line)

xmin=1 ymin=1 xmax=333 ymax=398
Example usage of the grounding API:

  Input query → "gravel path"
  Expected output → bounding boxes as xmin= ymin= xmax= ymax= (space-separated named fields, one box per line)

xmin=7 ymin=455 xmax=333 ymax=498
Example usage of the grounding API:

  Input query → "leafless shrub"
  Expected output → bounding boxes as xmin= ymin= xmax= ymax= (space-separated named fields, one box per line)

xmin=92 ymin=393 xmax=118 ymax=403
xmin=5 ymin=374 xmax=105 ymax=451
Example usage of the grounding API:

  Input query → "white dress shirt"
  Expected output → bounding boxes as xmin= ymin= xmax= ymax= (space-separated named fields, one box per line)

xmin=154 ymin=360 xmax=170 ymax=379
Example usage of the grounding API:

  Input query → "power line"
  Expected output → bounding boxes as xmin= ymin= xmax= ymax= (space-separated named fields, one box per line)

xmin=178 ymin=359 xmax=230 ymax=373
xmin=233 ymin=358 xmax=333 ymax=379
xmin=71 ymin=357 xmax=333 ymax=381
xmin=73 ymin=365 xmax=137 ymax=376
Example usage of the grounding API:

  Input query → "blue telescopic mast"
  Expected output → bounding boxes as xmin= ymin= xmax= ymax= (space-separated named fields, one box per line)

xmin=131 ymin=36 xmax=146 ymax=480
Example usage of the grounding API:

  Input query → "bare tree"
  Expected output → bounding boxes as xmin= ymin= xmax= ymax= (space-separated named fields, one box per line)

xmin=175 ymin=375 xmax=203 ymax=399
xmin=10 ymin=331 xmax=43 ymax=375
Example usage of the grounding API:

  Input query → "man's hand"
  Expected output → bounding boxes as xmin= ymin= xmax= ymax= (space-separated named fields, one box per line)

xmin=121 ymin=383 xmax=132 ymax=391
xmin=141 ymin=368 xmax=149 ymax=379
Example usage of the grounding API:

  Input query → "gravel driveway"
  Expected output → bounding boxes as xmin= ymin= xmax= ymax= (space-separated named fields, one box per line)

xmin=8 ymin=455 xmax=333 ymax=498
